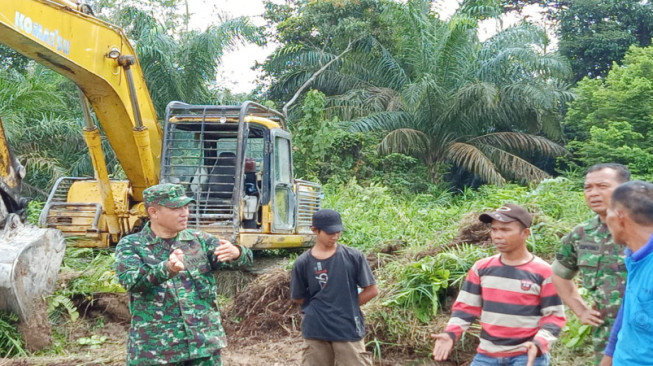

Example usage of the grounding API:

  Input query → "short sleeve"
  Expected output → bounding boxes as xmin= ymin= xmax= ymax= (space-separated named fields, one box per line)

xmin=356 ymin=251 xmax=376 ymax=288
xmin=290 ymin=255 xmax=307 ymax=300
xmin=552 ymin=229 xmax=580 ymax=279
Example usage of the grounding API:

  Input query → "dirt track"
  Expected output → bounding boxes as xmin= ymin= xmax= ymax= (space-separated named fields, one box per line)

xmin=1 ymin=257 xmax=443 ymax=365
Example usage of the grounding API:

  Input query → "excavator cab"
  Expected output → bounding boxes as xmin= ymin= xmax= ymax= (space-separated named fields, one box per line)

xmin=161 ymin=101 xmax=321 ymax=249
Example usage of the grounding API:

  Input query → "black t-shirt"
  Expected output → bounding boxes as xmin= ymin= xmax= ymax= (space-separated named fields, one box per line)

xmin=290 ymin=245 xmax=376 ymax=341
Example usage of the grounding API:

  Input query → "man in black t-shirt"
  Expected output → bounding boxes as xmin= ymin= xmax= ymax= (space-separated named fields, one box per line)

xmin=290 ymin=209 xmax=378 ymax=366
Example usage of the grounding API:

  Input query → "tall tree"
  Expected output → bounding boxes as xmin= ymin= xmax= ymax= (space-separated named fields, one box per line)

xmin=561 ymin=44 xmax=653 ymax=175
xmin=107 ymin=6 xmax=264 ymax=117
xmin=0 ymin=66 xmax=107 ymax=196
xmin=0 ymin=0 xmax=264 ymax=196
xmin=557 ymin=0 xmax=653 ymax=82
xmin=261 ymin=0 xmax=394 ymax=104
xmin=265 ymin=0 xmax=572 ymax=185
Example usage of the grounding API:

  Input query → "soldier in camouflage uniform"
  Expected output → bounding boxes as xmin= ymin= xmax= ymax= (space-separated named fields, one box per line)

xmin=114 ymin=183 xmax=253 ymax=366
xmin=552 ymin=164 xmax=630 ymax=364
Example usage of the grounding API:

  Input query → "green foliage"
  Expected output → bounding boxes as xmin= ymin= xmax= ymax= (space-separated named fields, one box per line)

xmin=326 ymin=176 xmax=587 ymax=257
xmin=25 ymin=200 xmax=44 ymax=225
xmin=291 ymin=90 xmax=435 ymax=191
xmin=59 ymin=249 xmax=124 ymax=296
xmin=0 ymin=311 xmax=26 ymax=357
xmin=46 ymin=248 xmax=122 ymax=339
xmin=266 ymin=0 xmax=572 ymax=185
xmin=557 ymin=0 xmax=653 ymax=81
xmin=562 ymin=315 xmax=592 ymax=349
xmin=0 ymin=65 xmax=118 ymax=198
xmin=47 ymin=294 xmax=80 ymax=323
xmin=0 ymin=45 xmax=30 ymax=73
xmin=385 ymin=243 xmax=491 ymax=324
xmin=291 ymin=90 xmax=343 ymax=180
xmin=566 ymin=122 xmax=653 ymax=176
xmin=262 ymin=0 xmax=394 ymax=101
xmin=436 ymin=243 xmax=493 ymax=287
xmin=385 ymin=257 xmax=450 ymax=323
xmin=560 ymin=288 xmax=593 ymax=349
xmin=560 ymin=44 xmax=653 ymax=177
xmin=76 ymin=335 xmax=108 ymax=349
xmin=324 ymin=182 xmax=451 ymax=252
xmin=106 ymin=6 xmax=264 ymax=117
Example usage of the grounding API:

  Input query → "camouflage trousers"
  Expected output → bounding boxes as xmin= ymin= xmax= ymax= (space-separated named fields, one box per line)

xmin=174 ymin=351 xmax=222 ymax=366
xmin=591 ymin=317 xmax=615 ymax=365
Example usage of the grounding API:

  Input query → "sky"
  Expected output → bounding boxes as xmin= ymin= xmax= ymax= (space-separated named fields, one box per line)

xmin=188 ymin=0 xmax=552 ymax=94
xmin=187 ymin=0 xmax=274 ymax=94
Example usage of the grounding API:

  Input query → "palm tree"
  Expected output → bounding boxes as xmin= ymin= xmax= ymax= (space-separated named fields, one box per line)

xmin=111 ymin=7 xmax=263 ymax=116
xmin=0 ymin=4 xmax=263 ymax=197
xmin=267 ymin=0 xmax=573 ymax=184
xmin=0 ymin=66 xmax=104 ymax=196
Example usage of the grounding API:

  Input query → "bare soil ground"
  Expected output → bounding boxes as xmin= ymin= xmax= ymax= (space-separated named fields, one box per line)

xmin=0 ymin=289 xmax=437 ymax=366
xmin=1 ymin=247 xmax=479 ymax=366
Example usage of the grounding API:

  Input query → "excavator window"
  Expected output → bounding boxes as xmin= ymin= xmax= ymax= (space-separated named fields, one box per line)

xmin=272 ymin=135 xmax=295 ymax=231
xmin=161 ymin=123 xmax=271 ymax=230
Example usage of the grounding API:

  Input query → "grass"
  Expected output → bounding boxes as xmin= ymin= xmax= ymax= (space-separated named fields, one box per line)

xmin=323 ymin=176 xmax=595 ymax=363
xmin=0 ymin=310 xmax=27 ymax=357
xmin=7 ymin=175 xmax=596 ymax=364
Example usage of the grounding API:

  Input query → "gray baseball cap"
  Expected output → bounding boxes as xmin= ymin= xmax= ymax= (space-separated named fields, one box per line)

xmin=479 ymin=203 xmax=532 ymax=228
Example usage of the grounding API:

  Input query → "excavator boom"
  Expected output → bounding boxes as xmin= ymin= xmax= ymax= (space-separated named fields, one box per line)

xmin=0 ymin=0 xmax=322 ymax=350
xmin=0 ymin=0 xmax=162 ymax=200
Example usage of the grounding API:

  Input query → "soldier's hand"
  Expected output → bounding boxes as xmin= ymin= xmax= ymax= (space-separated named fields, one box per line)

xmin=598 ymin=355 xmax=613 ymax=366
xmin=214 ymin=239 xmax=241 ymax=262
xmin=579 ymin=308 xmax=603 ymax=326
xmin=524 ymin=341 xmax=539 ymax=366
xmin=167 ymin=249 xmax=185 ymax=274
xmin=431 ymin=333 xmax=454 ymax=361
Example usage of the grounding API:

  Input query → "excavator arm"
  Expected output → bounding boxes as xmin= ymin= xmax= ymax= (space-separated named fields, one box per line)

xmin=0 ymin=0 xmax=162 ymax=200
xmin=0 ymin=0 xmax=164 ymax=346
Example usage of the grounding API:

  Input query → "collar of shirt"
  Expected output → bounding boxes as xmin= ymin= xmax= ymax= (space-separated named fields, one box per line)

xmin=625 ymin=233 xmax=653 ymax=262
xmin=593 ymin=215 xmax=610 ymax=232
xmin=140 ymin=222 xmax=196 ymax=247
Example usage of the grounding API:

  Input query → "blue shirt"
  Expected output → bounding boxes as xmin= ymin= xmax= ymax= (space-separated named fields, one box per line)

xmin=604 ymin=233 xmax=653 ymax=365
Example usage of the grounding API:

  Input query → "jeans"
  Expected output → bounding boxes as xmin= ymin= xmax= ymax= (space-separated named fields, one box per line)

xmin=470 ymin=352 xmax=550 ymax=366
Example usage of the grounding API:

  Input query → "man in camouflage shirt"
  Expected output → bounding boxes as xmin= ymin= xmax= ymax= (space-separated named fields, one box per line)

xmin=552 ymin=163 xmax=630 ymax=364
xmin=114 ymin=183 xmax=253 ymax=366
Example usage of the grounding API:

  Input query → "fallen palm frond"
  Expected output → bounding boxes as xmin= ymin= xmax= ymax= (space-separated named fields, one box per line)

xmin=223 ymin=269 xmax=300 ymax=340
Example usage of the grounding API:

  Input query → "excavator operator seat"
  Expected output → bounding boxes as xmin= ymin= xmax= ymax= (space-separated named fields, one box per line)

xmin=206 ymin=151 xmax=236 ymax=199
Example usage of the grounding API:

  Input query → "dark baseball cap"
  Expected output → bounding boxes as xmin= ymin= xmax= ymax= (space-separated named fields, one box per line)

xmin=479 ymin=203 xmax=532 ymax=228
xmin=143 ymin=183 xmax=196 ymax=208
xmin=312 ymin=209 xmax=344 ymax=234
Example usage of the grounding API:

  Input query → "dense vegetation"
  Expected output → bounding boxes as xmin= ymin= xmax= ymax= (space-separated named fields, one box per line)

xmin=1 ymin=178 xmax=595 ymax=363
xmin=2 ymin=0 xmax=653 ymax=363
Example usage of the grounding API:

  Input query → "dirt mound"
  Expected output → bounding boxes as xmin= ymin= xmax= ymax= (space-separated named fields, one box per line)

xmin=368 ymin=240 xmax=404 ymax=271
xmin=94 ymin=293 xmax=130 ymax=323
xmin=73 ymin=293 xmax=130 ymax=324
xmin=17 ymin=300 xmax=51 ymax=352
xmin=223 ymin=269 xmax=300 ymax=341
xmin=417 ymin=212 xmax=490 ymax=260
xmin=452 ymin=212 xmax=491 ymax=246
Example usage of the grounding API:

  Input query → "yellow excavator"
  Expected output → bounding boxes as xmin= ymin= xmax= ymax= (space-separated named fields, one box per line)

xmin=0 ymin=0 xmax=321 ymax=339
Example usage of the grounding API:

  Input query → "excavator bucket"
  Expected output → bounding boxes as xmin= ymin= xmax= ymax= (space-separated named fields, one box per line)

xmin=0 ymin=214 xmax=65 ymax=325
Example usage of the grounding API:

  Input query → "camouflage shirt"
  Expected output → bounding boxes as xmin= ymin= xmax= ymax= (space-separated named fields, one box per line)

xmin=114 ymin=223 xmax=253 ymax=366
xmin=552 ymin=215 xmax=626 ymax=359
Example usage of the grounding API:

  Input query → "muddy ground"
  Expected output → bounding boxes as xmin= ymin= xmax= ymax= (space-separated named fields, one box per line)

xmin=1 ymin=256 xmax=446 ymax=366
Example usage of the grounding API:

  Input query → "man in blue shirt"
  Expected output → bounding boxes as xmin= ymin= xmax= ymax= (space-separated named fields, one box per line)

xmin=601 ymin=181 xmax=653 ymax=366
